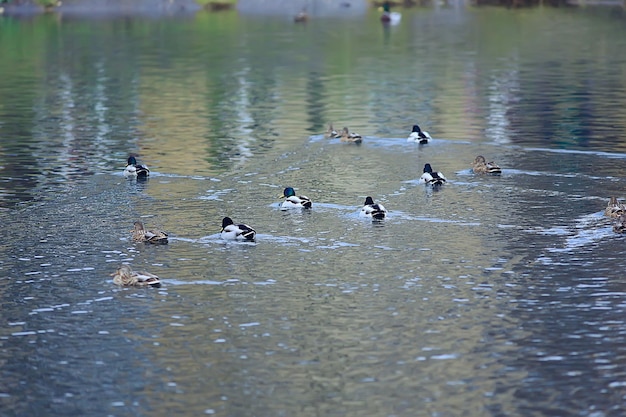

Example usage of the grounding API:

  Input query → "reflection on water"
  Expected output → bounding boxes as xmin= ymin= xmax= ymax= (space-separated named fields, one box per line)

xmin=2 ymin=5 xmax=626 ymax=417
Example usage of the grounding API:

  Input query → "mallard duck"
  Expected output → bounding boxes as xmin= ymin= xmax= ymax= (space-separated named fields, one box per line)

xmin=123 ymin=156 xmax=150 ymax=178
xmin=360 ymin=196 xmax=387 ymax=220
xmin=131 ymin=221 xmax=168 ymax=244
xmin=380 ymin=1 xmax=401 ymax=25
xmin=294 ymin=9 xmax=308 ymax=23
xmin=280 ymin=187 xmax=312 ymax=209
xmin=472 ymin=155 xmax=502 ymax=175
xmin=221 ymin=217 xmax=256 ymax=241
xmin=341 ymin=127 xmax=363 ymax=144
xmin=605 ymin=197 xmax=626 ymax=219
xmin=614 ymin=214 xmax=626 ymax=233
xmin=419 ymin=163 xmax=447 ymax=187
xmin=325 ymin=123 xmax=339 ymax=139
xmin=407 ymin=124 xmax=432 ymax=144
xmin=111 ymin=264 xmax=161 ymax=288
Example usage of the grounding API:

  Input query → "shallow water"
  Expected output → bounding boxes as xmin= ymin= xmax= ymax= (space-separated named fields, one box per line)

xmin=2 ymin=5 xmax=626 ymax=417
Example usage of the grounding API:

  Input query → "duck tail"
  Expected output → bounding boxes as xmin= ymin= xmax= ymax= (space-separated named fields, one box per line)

xmin=136 ymin=167 xmax=150 ymax=178
xmin=371 ymin=207 xmax=386 ymax=220
xmin=242 ymin=230 xmax=256 ymax=241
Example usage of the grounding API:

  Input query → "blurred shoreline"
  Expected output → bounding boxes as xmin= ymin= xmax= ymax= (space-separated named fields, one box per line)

xmin=0 ymin=0 xmax=622 ymax=18
xmin=0 ymin=0 xmax=367 ymax=17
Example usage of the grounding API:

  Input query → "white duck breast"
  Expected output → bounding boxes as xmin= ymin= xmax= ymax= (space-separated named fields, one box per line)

xmin=281 ymin=196 xmax=312 ymax=209
xmin=123 ymin=156 xmax=150 ymax=178
xmin=407 ymin=124 xmax=431 ymax=144
xmin=360 ymin=196 xmax=387 ymax=220
xmin=419 ymin=163 xmax=446 ymax=186
xmin=221 ymin=217 xmax=256 ymax=241
xmin=280 ymin=187 xmax=312 ymax=209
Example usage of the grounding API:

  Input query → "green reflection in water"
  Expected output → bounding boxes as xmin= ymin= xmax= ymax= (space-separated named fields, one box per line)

xmin=1 ymin=6 xmax=626 ymax=415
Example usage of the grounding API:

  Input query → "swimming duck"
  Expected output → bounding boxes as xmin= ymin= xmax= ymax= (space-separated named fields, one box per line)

xmin=123 ymin=156 xmax=150 ymax=178
xmin=221 ymin=217 xmax=256 ymax=241
xmin=407 ymin=124 xmax=432 ymax=144
xmin=131 ymin=221 xmax=169 ymax=244
xmin=605 ymin=197 xmax=626 ymax=219
xmin=111 ymin=264 xmax=161 ymax=288
xmin=341 ymin=127 xmax=363 ymax=144
xmin=325 ymin=123 xmax=339 ymax=139
xmin=380 ymin=1 xmax=401 ymax=25
xmin=472 ymin=155 xmax=502 ymax=175
xmin=294 ymin=8 xmax=308 ymax=22
xmin=419 ymin=163 xmax=447 ymax=187
xmin=613 ymin=214 xmax=626 ymax=233
xmin=360 ymin=196 xmax=387 ymax=220
xmin=280 ymin=187 xmax=312 ymax=209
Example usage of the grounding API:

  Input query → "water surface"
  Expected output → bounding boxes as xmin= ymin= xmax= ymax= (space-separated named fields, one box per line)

xmin=2 ymin=5 xmax=626 ymax=417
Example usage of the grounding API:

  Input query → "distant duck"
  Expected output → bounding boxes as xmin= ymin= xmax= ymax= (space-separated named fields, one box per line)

xmin=341 ymin=127 xmax=363 ymax=144
xmin=380 ymin=1 xmax=401 ymax=25
xmin=123 ymin=155 xmax=150 ymax=178
xmin=420 ymin=163 xmax=447 ymax=186
xmin=111 ymin=264 xmax=161 ymax=288
xmin=472 ymin=155 xmax=502 ymax=175
xmin=605 ymin=197 xmax=626 ymax=219
xmin=221 ymin=217 xmax=256 ymax=241
xmin=407 ymin=124 xmax=432 ymax=144
xmin=325 ymin=123 xmax=339 ymax=139
xmin=131 ymin=221 xmax=169 ymax=244
xmin=294 ymin=8 xmax=308 ymax=22
xmin=280 ymin=187 xmax=312 ymax=209
xmin=613 ymin=214 xmax=626 ymax=233
xmin=360 ymin=196 xmax=387 ymax=220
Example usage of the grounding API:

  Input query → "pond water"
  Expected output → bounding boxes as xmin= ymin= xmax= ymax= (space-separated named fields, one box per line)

xmin=2 ymin=4 xmax=626 ymax=416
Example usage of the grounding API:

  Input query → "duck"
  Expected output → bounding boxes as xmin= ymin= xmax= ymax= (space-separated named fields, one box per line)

xmin=131 ymin=221 xmax=169 ymax=244
xmin=280 ymin=187 xmax=312 ymax=209
xmin=111 ymin=264 xmax=161 ymax=288
xmin=419 ymin=163 xmax=447 ymax=187
xmin=325 ymin=123 xmax=339 ymax=139
xmin=221 ymin=217 xmax=256 ymax=241
xmin=123 ymin=155 xmax=150 ymax=178
xmin=341 ymin=127 xmax=363 ymax=144
xmin=605 ymin=197 xmax=626 ymax=219
xmin=407 ymin=124 xmax=432 ymax=144
xmin=360 ymin=196 xmax=387 ymax=220
xmin=613 ymin=214 xmax=626 ymax=233
xmin=472 ymin=155 xmax=502 ymax=175
xmin=380 ymin=1 xmax=401 ymax=25
xmin=294 ymin=8 xmax=308 ymax=23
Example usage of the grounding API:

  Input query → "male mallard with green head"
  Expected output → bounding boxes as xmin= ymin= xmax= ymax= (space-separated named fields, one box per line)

xmin=380 ymin=1 xmax=401 ymax=25
xmin=359 ymin=196 xmax=387 ymax=220
xmin=280 ymin=187 xmax=312 ymax=209
xmin=407 ymin=124 xmax=431 ymax=144
xmin=123 ymin=156 xmax=150 ymax=178
xmin=419 ymin=163 xmax=447 ymax=187
xmin=221 ymin=217 xmax=256 ymax=241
